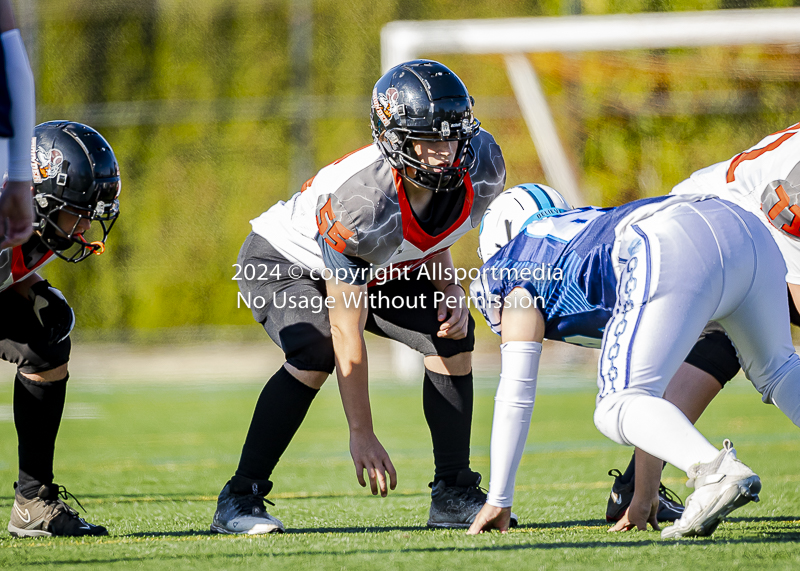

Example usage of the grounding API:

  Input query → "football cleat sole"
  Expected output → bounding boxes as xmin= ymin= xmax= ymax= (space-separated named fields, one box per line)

xmin=210 ymin=522 xmax=284 ymax=535
xmin=661 ymin=475 xmax=760 ymax=539
xmin=8 ymin=524 xmax=52 ymax=538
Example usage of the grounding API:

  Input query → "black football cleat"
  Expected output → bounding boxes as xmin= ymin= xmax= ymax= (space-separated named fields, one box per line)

xmin=8 ymin=482 xmax=108 ymax=537
xmin=606 ymin=469 xmax=685 ymax=523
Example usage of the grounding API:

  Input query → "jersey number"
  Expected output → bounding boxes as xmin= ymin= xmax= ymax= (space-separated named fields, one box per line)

xmin=766 ymin=183 xmax=800 ymax=238
xmin=317 ymin=198 xmax=354 ymax=253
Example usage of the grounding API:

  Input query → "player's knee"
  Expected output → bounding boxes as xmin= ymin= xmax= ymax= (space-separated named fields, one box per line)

xmin=594 ymin=392 xmax=630 ymax=446
xmin=424 ymin=352 xmax=472 ymax=376
xmin=19 ymin=362 xmax=69 ymax=383
xmin=284 ymin=364 xmax=328 ymax=390
xmin=280 ymin=324 xmax=336 ymax=375
xmin=684 ymin=327 xmax=740 ymax=388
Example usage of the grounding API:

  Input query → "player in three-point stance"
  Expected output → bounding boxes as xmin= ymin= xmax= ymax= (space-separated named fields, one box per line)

xmin=607 ymin=121 xmax=800 ymax=531
xmin=212 ymin=60 xmax=507 ymax=534
xmin=3 ymin=121 xmax=121 ymax=537
xmin=466 ymin=186 xmax=800 ymax=538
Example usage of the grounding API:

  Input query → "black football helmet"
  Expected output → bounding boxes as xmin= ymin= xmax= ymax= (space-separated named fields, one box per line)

xmin=370 ymin=60 xmax=480 ymax=193
xmin=30 ymin=121 xmax=120 ymax=262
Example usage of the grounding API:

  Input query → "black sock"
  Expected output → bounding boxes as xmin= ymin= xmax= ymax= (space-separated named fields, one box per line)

xmin=620 ymin=452 xmax=668 ymax=486
xmin=619 ymin=452 xmax=636 ymax=484
xmin=14 ymin=371 xmax=68 ymax=500
xmin=423 ymin=368 xmax=473 ymax=486
xmin=233 ymin=366 xmax=319 ymax=496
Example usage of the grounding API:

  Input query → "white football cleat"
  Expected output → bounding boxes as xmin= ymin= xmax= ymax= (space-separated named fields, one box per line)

xmin=210 ymin=481 xmax=284 ymax=535
xmin=661 ymin=440 xmax=760 ymax=539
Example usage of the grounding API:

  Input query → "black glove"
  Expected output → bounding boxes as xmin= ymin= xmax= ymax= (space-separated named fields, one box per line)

xmin=29 ymin=280 xmax=75 ymax=344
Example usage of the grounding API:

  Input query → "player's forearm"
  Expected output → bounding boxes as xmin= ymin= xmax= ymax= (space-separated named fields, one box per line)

xmin=332 ymin=328 xmax=373 ymax=433
xmin=486 ymin=341 xmax=541 ymax=507
xmin=2 ymin=28 xmax=35 ymax=182
xmin=487 ymin=290 xmax=546 ymax=507
xmin=327 ymin=277 xmax=373 ymax=434
xmin=631 ymin=447 xmax=662 ymax=507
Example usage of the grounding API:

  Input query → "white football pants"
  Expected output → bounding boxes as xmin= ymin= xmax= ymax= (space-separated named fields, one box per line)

xmin=593 ymin=198 xmax=800 ymax=472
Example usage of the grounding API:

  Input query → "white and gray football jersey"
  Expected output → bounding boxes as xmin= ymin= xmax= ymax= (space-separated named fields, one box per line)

xmin=251 ymin=129 xmax=505 ymax=284
xmin=671 ymin=122 xmax=800 ymax=283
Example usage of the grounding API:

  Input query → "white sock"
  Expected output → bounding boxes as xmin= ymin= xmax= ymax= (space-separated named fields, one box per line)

xmin=619 ymin=394 xmax=719 ymax=473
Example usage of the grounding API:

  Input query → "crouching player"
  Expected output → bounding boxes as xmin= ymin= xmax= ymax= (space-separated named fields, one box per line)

xmin=213 ymin=60 xmax=506 ymax=534
xmin=3 ymin=121 xmax=120 ymax=537
xmin=608 ymin=121 xmax=800 ymax=530
xmin=466 ymin=185 xmax=800 ymax=538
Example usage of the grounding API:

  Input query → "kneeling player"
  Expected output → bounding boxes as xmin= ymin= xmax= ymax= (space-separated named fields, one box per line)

xmin=4 ymin=121 xmax=120 ymax=537
xmin=466 ymin=186 xmax=800 ymax=538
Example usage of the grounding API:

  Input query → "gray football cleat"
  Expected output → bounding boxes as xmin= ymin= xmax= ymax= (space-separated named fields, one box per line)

xmin=210 ymin=481 xmax=284 ymax=535
xmin=427 ymin=469 xmax=518 ymax=529
xmin=8 ymin=483 xmax=108 ymax=538
xmin=661 ymin=440 xmax=761 ymax=539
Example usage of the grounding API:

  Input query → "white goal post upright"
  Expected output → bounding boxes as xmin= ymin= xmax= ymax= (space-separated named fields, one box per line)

xmin=381 ymin=8 xmax=800 ymax=207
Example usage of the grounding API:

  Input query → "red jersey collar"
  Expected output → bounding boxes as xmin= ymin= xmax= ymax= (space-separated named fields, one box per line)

xmin=391 ymin=169 xmax=474 ymax=253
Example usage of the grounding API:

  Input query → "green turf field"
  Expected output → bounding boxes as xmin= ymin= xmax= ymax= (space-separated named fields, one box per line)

xmin=0 ymin=367 xmax=798 ymax=570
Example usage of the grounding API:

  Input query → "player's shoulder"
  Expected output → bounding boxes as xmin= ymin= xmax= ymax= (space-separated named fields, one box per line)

xmin=726 ymin=122 xmax=800 ymax=178
xmin=310 ymin=144 xmax=385 ymax=193
xmin=0 ymin=239 xmax=55 ymax=292
xmin=745 ymin=122 xmax=800 ymax=152
xmin=468 ymin=128 xmax=507 ymax=224
xmin=312 ymin=145 xmax=403 ymax=263
xmin=470 ymin=128 xmax=504 ymax=174
xmin=311 ymin=144 xmax=400 ymax=228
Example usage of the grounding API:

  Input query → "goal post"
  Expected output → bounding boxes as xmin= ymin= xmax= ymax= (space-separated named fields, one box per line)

xmin=381 ymin=8 xmax=800 ymax=207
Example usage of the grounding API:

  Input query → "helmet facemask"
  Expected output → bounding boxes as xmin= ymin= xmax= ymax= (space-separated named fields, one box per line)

xmin=34 ymin=181 xmax=120 ymax=263
xmin=380 ymin=118 xmax=479 ymax=193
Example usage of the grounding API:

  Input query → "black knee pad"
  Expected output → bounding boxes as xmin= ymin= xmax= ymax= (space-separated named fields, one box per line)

xmin=278 ymin=322 xmax=336 ymax=374
xmin=684 ymin=329 xmax=740 ymax=388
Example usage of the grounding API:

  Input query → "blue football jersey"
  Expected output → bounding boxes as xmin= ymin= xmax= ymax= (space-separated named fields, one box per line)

xmin=471 ymin=196 xmax=674 ymax=347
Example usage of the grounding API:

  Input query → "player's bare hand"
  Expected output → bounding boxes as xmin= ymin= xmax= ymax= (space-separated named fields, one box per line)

xmin=349 ymin=430 xmax=397 ymax=497
xmin=467 ymin=503 xmax=511 ymax=535
xmin=437 ymin=284 xmax=469 ymax=339
xmin=608 ymin=494 xmax=659 ymax=532
xmin=0 ymin=180 xmax=34 ymax=248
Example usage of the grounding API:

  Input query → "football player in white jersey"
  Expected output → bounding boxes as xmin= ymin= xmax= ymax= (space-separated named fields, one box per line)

xmin=212 ymin=60 xmax=507 ymax=534
xmin=0 ymin=0 xmax=35 ymax=249
xmin=466 ymin=185 xmax=800 ymax=538
xmin=608 ymin=122 xmax=800 ymax=531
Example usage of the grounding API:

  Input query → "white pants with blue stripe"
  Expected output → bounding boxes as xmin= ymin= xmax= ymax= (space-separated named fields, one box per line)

xmin=593 ymin=198 xmax=800 ymax=471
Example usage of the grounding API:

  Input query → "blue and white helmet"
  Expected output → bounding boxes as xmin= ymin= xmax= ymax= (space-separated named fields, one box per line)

xmin=478 ymin=183 xmax=572 ymax=263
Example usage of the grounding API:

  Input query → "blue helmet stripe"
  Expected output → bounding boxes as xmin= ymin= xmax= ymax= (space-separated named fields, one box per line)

xmin=518 ymin=183 xmax=556 ymax=211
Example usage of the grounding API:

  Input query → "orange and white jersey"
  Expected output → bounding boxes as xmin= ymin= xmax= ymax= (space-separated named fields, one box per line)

xmin=672 ymin=122 xmax=800 ymax=283
xmin=250 ymin=129 xmax=505 ymax=284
